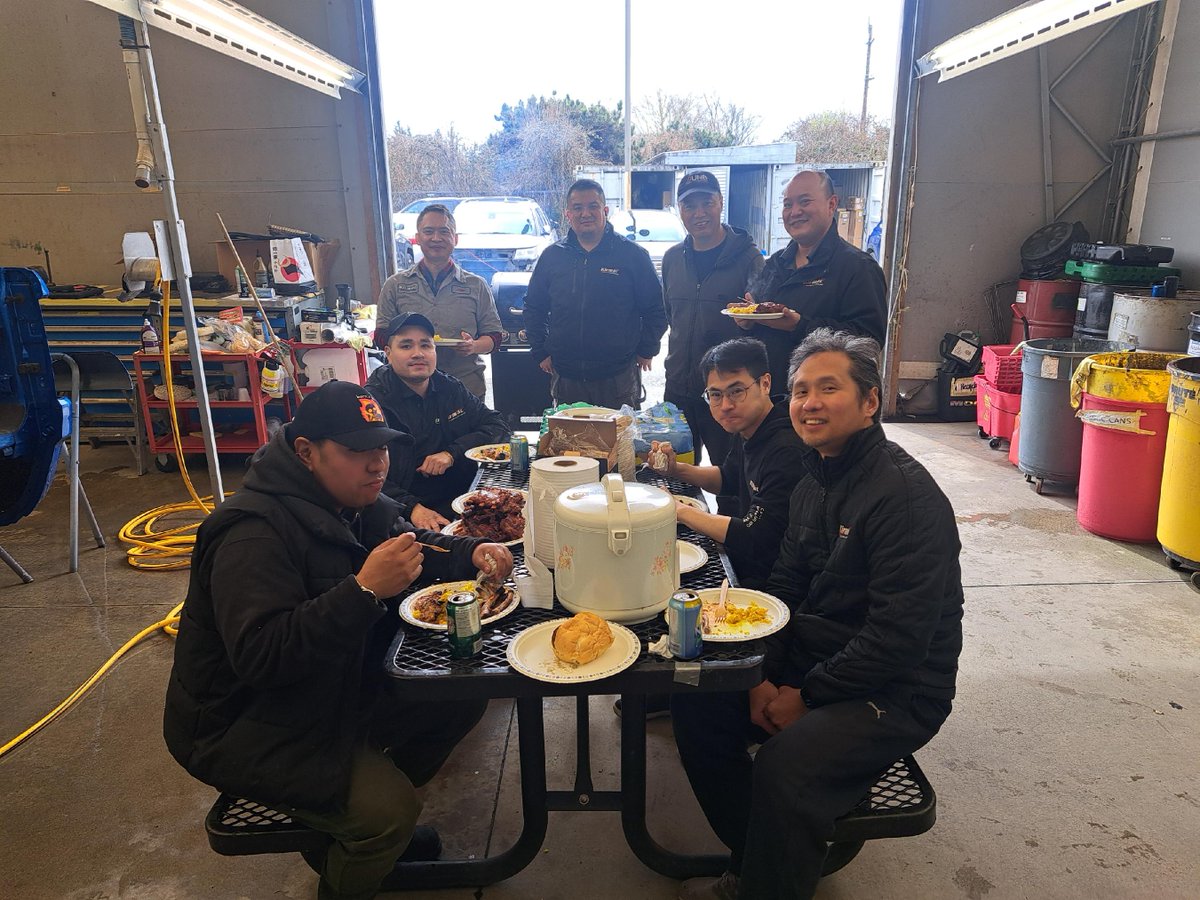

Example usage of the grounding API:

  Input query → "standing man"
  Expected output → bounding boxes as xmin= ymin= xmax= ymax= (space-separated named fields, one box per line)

xmin=524 ymin=179 xmax=667 ymax=409
xmin=662 ymin=171 xmax=764 ymax=473
xmin=673 ymin=329 xmax=963 ymax=900
xmin=649 ymin=338 xmax=803 ymax=590
xmin=164 ymin=381 xmax=514 ymax=900
xmin=377 ymin=204 xmax=503 ymax=399
xmin=737 ymin=170 xmax=887 ymax=395
xmin=366 ymin=313 xmax=510 ymax=530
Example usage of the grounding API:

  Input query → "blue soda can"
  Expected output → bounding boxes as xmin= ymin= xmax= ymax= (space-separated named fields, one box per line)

xmin=667 ymin=589 xmax=703 ymax=659
xmin=509 ymin=434 xmax=529 ymax=474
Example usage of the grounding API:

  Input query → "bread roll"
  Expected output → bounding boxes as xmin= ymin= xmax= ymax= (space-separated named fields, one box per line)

xmin=552 ymin=612 xmax=614 ymax=665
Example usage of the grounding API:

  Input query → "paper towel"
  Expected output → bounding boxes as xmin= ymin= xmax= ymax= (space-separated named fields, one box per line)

xmin=528 ymin=456 xmax=599 ymax=568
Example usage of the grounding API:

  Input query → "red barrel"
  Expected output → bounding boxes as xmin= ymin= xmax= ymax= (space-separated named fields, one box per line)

xmin=1071 ymin=352 xmax=1183 ymax=542
xmin=1010 ymin=278 xmax=1078 ymax=343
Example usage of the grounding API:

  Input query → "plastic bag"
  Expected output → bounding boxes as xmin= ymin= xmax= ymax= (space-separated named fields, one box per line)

xmin=631 ymin=401 xmax=693 ymax=455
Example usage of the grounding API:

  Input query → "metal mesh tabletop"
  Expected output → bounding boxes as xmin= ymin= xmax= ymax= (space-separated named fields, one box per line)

xmin=385 ymin=461 xmax=761 ymax=693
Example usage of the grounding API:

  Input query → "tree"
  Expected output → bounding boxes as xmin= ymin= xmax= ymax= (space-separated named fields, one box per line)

xmin=633 ymin=90 xmax=760 ymax=161
xmin=489 ymin=93 xmax=625 ymax=165
xmin=386 ymin=123 xmax=493 ymax=209
xmin=491 ymin=104 xmax=591 ymax=207
xmin=777 ymin=110 xmax=891 ymax=164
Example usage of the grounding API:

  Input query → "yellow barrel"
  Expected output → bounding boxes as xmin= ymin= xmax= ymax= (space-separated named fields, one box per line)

xmin=1159 ymin=356 xmax=1200 ymax=569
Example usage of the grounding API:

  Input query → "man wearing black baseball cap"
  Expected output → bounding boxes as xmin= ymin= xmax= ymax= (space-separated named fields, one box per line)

xmin=367 ymin=312 xmax=510 ymax=530
xmin=662 ymin=171 xmax=764 ymax=487
xmin=165 ymin=381 xmax=513 ymax=899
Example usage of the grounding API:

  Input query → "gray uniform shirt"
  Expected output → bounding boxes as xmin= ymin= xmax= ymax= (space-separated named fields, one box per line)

xmin=377 ymin=260 xmax=503 ymax=397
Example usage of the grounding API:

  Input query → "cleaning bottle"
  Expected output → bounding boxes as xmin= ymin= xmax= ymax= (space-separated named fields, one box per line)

xmin=260 ymin=358 xmax=283 ymax=398
xmin=254 ymin=252 xmax=269 ymax=290
xmin=141 ymin=314 xmax=160 ymax=353
xmin=237 ymin=266 xmax=250 ymax=298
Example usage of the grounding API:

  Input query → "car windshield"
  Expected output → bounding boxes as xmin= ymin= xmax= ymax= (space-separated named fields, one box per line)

xmin=455 ymin=204 xmax=538 ymax=235
xmin=616 ymin=213 xmax=686 ymax=242
xmin=401 ymin=198 xmax=460 ymax=214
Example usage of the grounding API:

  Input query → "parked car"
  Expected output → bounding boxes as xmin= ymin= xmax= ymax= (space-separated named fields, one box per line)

xmin=609 ymin=209 xmax=686 ymax=277
xmin=393 ymin=196 xmax=462 ymax=266
xmin=445 ymin=197 xmax=558 ymax=280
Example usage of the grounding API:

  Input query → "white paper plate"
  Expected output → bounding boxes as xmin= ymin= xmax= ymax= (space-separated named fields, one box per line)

xmin=441 ymin=519 xmax=523 ymax=546
xmin=451 ymin=488 xmax=528 ymax=515
xmin=720 ymin=308 xmax=785 ymax=320
xmin=694 ymin=587 xmax=791 ymax=642
xmin=506 ymin=619 xmax=641 ymax=683
xmin=433 ymin=337 xmax=469 ymax=345
xmin=399 ymin=580 xmax=521 ymax=631
xmin=672 ymin=494 xmax=706 ymax=511
xmin=464 ymin=444 xmax=511 ymax=464
xmin=677 ymin=540 xmax=707 ymax=574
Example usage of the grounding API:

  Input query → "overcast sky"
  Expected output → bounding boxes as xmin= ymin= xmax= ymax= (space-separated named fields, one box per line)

xmin=374 ymin=0 xmax=904 ymax=146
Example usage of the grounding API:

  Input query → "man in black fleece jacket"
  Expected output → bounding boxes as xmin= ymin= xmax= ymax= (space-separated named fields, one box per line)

xmin=524 ymin=178 xmax=667 ymax=409
xmin=163 ymin=382 xmax=513 ymax=900
xmin=662 ymin=171 xmax=765 ymax=470
xmin=647 ymin=338 xmax=803 ymax=590
xmin=673 ymin=329 xmax=963 ymax=900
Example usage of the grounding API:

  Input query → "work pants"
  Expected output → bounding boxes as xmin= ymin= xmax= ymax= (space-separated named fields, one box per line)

xmin=550 ymin=362 xmax=643 ymax=410
xmin=671 ymin=687 xmax=948 ymax=900
xmin=287 ymin=696 xmax=488 ymax=900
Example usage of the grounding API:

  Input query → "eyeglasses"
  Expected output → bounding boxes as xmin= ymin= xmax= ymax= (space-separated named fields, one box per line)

xmin=701 ymin=379 xmax=760 ymax=406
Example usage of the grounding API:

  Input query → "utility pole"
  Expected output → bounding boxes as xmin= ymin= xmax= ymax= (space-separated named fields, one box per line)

xmin=861 ymin=20 xmax=874 ymax=133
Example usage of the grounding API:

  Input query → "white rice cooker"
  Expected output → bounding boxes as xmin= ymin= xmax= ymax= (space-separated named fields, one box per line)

xmin=553 ymin=473 xmax=679 ymax=623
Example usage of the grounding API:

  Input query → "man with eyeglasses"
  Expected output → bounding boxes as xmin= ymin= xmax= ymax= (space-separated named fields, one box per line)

xmin=648 ymin=337 xmax=804 ymax=590
xmin=377 ymin=204 xmax=503 ymax=399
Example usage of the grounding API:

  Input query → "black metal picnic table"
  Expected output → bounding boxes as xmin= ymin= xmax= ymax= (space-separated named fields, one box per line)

xmin=377 ymin=463 xmax=761 ymax=889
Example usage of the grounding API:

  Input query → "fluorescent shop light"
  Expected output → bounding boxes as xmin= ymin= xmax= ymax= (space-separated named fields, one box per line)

xmin=82 ymin=0 xmax=364 ymax=96
xmin=917 ymin=0 xmax=1160 ymax=81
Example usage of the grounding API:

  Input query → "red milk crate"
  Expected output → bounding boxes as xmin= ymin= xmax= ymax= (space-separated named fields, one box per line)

xmin=974 ymin=375 xmax=1022 ymax=442
xmin=981 ymin=344 xmax=1024 ymax=393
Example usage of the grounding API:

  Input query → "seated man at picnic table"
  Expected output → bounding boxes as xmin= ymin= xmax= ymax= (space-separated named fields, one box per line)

xmin=672 ymin=328 xmax=964 ymax=900
xmin=647 ymin=337 xmax=805 ymax=591
xmin=366 ymin=312 xmax=511 ymax=531
xmin=163 ymin=381 xmax=514 ymax=900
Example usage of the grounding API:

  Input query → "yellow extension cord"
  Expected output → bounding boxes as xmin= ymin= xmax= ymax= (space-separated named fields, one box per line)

xmin=1 ymin=279 xmax=236 ymax=760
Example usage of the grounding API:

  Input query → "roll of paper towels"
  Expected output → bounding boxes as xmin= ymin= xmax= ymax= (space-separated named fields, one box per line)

xmin=528 ymin=456 xmax=600 ymax=567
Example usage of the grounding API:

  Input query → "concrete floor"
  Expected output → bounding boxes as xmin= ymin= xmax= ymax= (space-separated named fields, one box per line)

xmin=0 ymin=422 xmax=1197 ymax=900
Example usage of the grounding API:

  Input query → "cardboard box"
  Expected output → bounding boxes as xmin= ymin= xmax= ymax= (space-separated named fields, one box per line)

xmin=538 ymin=412 xmax=618 ymax=461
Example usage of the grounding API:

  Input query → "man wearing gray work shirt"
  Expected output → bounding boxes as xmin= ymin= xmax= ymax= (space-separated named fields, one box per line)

xmin=377 ymin=204 xmax=503 ymax=398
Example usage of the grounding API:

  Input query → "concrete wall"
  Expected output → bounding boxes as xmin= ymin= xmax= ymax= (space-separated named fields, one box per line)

xmin=892 ymin=0 xmax=1139 ymax=409
xmin=0 ymin=0 xmax=387 ymax=299
xmin=1132 ymin=0 xmax=1200 ymax=280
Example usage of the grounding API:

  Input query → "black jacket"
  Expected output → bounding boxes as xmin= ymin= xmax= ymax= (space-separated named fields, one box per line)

xmin=662 ymin=225 xmax=765 ymax=405
xmin=524 ymin=223 xmax=668 ymax=380
xmin=749 ymin=222 xmax=887 ymax=393
xmin=162 ymin=426 xmax=481 ymax=813
xmin=717 ymin=401 xmax=806 ymax=589
xmin=763 ymin=424 xmax=963 ymax=708
xmin=365 ymin=366 xmax=510 ymax=514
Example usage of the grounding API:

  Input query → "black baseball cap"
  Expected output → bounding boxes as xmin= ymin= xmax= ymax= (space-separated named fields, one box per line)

xmin=375 ymin=311 xmax=436 ymax=349
xmin=290 ymin=381 xmax=412 ymax=450
xmin=677 ymin=171 xmax=722 ymax=202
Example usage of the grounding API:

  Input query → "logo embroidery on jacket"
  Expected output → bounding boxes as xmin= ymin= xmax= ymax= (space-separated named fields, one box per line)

xmin=838 ymin=525 xmax=851 ymax=538
xmin=599 ymin=266 xmax=621 ymax=276
xmin=398 ymin=282 xmax=419 ymax=292
xmin=748 ymin=479 xmax=759 ymax=493
xmin=447 ymin=407 xmax=465 ymax=421
xmin=804 ymin=278 xmax=825 ymax=287
xmin=451 ymin=284 xmax=471 ymax=295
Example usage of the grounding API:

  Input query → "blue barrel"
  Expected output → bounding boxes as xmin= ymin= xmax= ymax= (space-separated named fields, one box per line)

xmin=1017 ymin=338 xmax=1130 ymax=488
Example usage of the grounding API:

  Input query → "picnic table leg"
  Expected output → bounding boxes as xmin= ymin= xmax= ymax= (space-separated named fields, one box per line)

xmin=618 ymin=692 xmax=730 ymax=879
xmin=380 ymin=696 xmax=549 ymax=889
